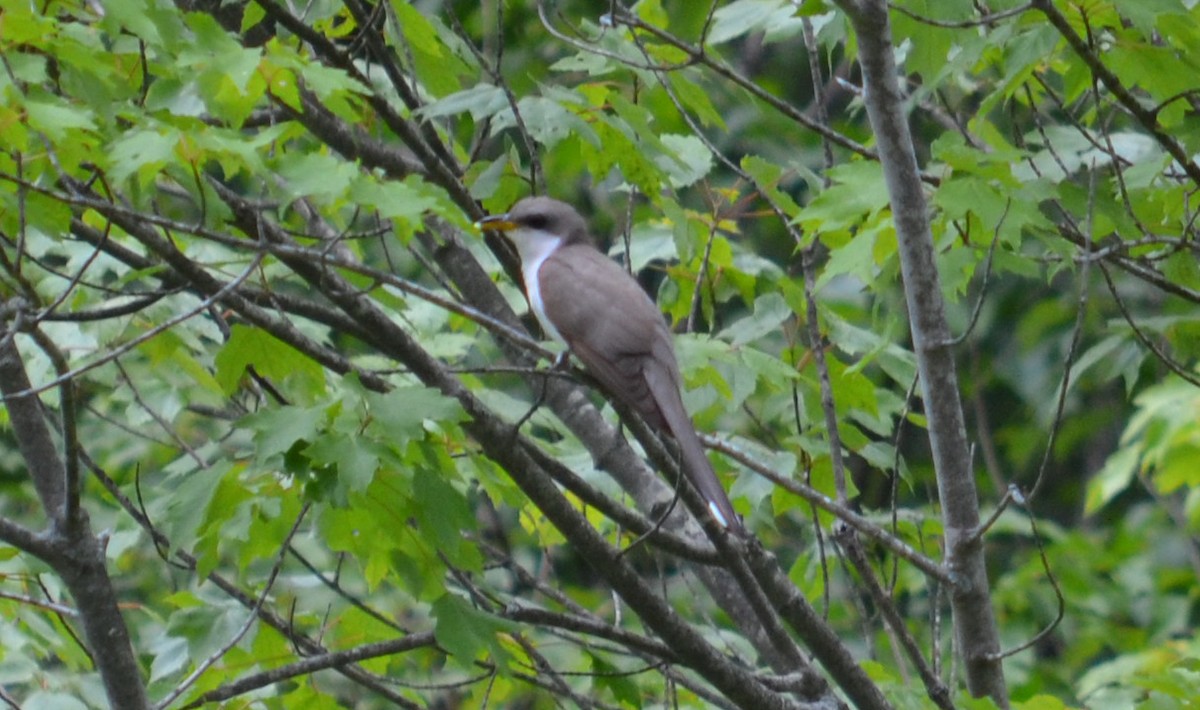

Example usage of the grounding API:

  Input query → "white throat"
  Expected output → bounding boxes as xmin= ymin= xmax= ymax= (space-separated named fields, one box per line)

xmin=508 ymin=227 xmax=566 ymax=344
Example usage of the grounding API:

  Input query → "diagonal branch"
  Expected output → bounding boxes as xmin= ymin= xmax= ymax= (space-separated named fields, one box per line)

xmin=1032 ymin=0 xmax=1200 ymax=186
xmin=211 ymin=185 xmax=799 ymax=708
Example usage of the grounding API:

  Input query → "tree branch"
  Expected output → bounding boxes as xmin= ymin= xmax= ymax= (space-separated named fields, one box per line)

xmin=835 ymin=0 xmax=1008 ymax=704
xmin=211 ymin=187 xmax=799 ymax=708
xmin=0 ymin=332 xmax=150 ymax=709
xmin=1032 ymin=0 xmax=1200 ymax=186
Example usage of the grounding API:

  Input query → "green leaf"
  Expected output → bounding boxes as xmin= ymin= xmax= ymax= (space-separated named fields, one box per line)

xmin=241 ymin=1 xmax=267 ymax=32
xmin=892 ymin=0 xmax=958 ymax=81
xmin=719 ymin=293 xmax=793 ymax=347
xmin=160 ymin=462 xmax=231 ymax=546
xmin=365 ymin=385 xmax=467 ymax=441
xmin=101 ymin=0 xmax=162 ymax=44
xmin=609 ymin=221 xmax=677 ymax=272
xmin=658 ymin=134 xmax=713 ymax=188
xmin=798 ymin=161 xmax=890 ymax=232
xmin=275 ymin=152 xmax=359 ymax=201
xmin=550 ymin=51 xmax=615 ymax=75
xmin=297 ymin=61 xmax=369 ymax=101
xmin=350 ymin=176 xmax=448 ymax=242
xmin=243 ymin=405 xmax=327 ymax=462
xmin=816 ymin=219 xmax=890 ymax=289
xmin=668 ymin=72 xmax=726 ymax=130
xmin=1085 ymin=434 xmax=1140 ymax=515
xmin=6 ymin=52 xmax=47 ymax=85
xmin=107 ymin=128 xmax=179 ymax=189
xmin=505 ymin=96 xmax=598 ymax=149
xmin=581 ymin=120 xmax=662 ymax=195
xmin=590 ymin=653 xmax=641 ymax=706
xmin=391 ymin=0 xmax=444 ymax=58
xmin=1164 ymin=250 xmax=1200 ymax=291
xmin=214 ymin=324 xmax=325 ymax=399
xmin=21 ymin=693 xmax=88 ymax=710
xmin=1011 ymin=694 xmax=1070 ymax=710
xmin=741 ymin=155 xmax=802 ymax=218
xmin=392 ymin=2 xmax=466 ymax=96
xmin=432 ymin=594 xmax=515 ymax=666
xmin=23 ymin=97 xmax=95 ymax=140
xmin=148 ymin=635 xmax=189 ymax=684
xmin=305 ymin=432 xmax=379 ymax=493
xmin=417 ymin=83 xmax=507 ymax=121
xmin=707 ymin=0 xmax=798 ymax=45
xmin=143 ymin=77 xmax=207 ymax=118
xmin=413 ymin=471 xmax=480 ymax=570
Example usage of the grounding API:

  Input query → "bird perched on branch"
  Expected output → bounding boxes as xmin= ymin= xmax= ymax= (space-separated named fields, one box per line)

xmin=478 ymin=196 xmax=741 ymax=532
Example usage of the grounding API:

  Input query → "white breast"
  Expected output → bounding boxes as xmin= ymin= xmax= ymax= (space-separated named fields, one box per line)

xmin=508 ymin=227 xmax=566 ymax=344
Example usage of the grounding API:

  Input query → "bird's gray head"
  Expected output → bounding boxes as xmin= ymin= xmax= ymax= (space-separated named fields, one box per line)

xmin=483 ymin=196 xmax=592 ymax=247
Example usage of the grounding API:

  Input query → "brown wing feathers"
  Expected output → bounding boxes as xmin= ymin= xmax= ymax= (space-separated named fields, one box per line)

xmin=539 ymin=244 xmax=740 ymax=529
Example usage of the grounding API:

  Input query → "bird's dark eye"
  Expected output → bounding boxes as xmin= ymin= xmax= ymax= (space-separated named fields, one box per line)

xmin=524 ymin=214 xmax=549 ymax=230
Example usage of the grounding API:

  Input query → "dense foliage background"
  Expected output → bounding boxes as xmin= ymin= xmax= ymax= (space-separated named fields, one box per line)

xmin=0 ymin=0 xmax=1198 ymax=707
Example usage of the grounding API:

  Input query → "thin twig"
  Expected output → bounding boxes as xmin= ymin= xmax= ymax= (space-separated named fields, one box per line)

xmin=837 ymin=526 xmax=955 ymax=710
xmin=0 ymin=251 xmax=265 ymax=401
xmin=706 ymin=435 xmax=953 ymax=585
xmin=0 ymin=588 xmax=78 ymax=617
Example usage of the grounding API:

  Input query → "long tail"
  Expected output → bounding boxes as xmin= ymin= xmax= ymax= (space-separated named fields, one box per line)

xmin=644 ymin=364 xmax=741 ymax=531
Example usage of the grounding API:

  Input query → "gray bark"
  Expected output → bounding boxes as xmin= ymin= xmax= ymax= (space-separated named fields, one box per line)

xmin=834 ymin=0 xmax=1010 ymax=705
xmin=0 ymin=331 xmax=150 ymax=710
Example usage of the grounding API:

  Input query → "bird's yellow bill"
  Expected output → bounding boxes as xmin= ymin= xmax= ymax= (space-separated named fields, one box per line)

xmin=474 ymin=215 xmax=517 ymax=232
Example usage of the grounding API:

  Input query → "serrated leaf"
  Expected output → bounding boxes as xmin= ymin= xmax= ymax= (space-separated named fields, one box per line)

xmin=214 ymin=324 xmax=324 ymax=398
xmin=102 ymin=0 xmax=162 ymax=44
xmin=143 ymin=77 xmax=207 ymax=117
xmin=1085 ymin=444 xmax=1140 ymax=515
xmin=23 ymin=98 xmax=95 ymax=140
xmin=305 ymin=432 xmax=379 ymax=492
xmin=148 ymin=635 xmax=189 ymax=684
xmin=581 ymin=121 xmax=662 ymax=195
xmin=658 ymin=134 xmax=713 ymax=188
xmin=350 ymin=177 xmax=446 ymax=241
xmin=816 ymin=222 xmax=887 ymax=289
xmin=741 ymin=155 xmax=801 ymax=217
xmin=243 ymin=405 xmax=327 ymax=462
xmin=414 ymin=472 xmax=479 ymax=569
xmin=432 ymin=594 xmax=514 ymax=665
xmin=365 ymin=386 xmax=466 ymax=441
xmin=416 ymin=83 xmax=507 ymax=121
xmin=719 ymin=293 xmax=793 ymax=347
xmin=707 ymin=0 xmax=798 ymax=45
xmin=276 ymin=152 xmax=359 ymax=201
xmin=298 ymin=61 xmax=369 ymax=99
xmin=668 ymin=72 xmax=726 ymax=130
xmin=161 ymin=462 xmax=230 ymax=545
xmin=503 ymin=96 xmax=597 ymax=148
xmin=797 ymin=161 xmax=889 ymax=232
xmin=393 ymin=3 xmax=465 ymax=96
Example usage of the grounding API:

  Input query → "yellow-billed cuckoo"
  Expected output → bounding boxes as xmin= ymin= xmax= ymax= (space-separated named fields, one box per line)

xmin=478 ymin=196 xmax=741 ymax=531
